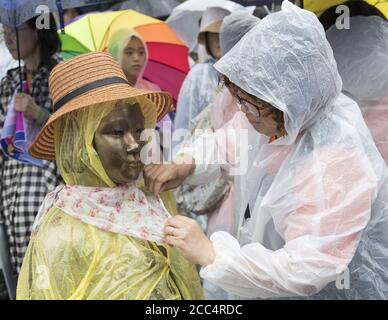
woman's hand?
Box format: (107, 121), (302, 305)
(14, 93), (41, 120)
(163, 215), (216, 267)
(143, 154), (196, 196)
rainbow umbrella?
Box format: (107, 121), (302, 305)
(60, 10), (190, 102)
(303, 0), (388, 18)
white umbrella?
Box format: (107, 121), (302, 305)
(166, 0), (243, 51)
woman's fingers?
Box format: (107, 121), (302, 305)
(163, 215), (215, 266)
(145, 164), (179, 195)
(164, 216), (189, 229)
(14, 95), (27, 112)
(144, 164), (162, 193)
(144, 161), (195, 195)
(143, 164), (159, 176)
(152, 171), (171, 195)
(143, 164), (160, 191)
(163, 235), (184, 249)
(144, 164), (167, 195)
(163, 216), (198, 241)
(164, 225), (178, 237)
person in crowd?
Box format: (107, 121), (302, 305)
(63, 8), (83, 25)
(321, 1), (388, 164)
(318, 0), (386, 31)
(173, 6), (231, 133)
(108, 28), (160, 90)
(0, 14), (62, 274)
(64, 3), (112, 25)
(107, 28), (172, 133)
(144, 2), (388, 299)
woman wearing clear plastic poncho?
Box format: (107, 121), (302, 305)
(144, 1), (388, 299)
(325, 14), (388, 165)
(173, 7), (231, 133)
(16, 52), (204, 300)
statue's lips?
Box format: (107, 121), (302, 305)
(127, 162), (140, 168)
(126, 158), (142, 168)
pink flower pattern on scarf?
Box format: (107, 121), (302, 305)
(33, 183), (171, 243)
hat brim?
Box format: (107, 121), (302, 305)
(198, 21), (222, 45)
(29, 83), (172, 160)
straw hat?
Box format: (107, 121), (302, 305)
(29, 51), (173, 160)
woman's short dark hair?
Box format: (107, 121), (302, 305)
(319, 0), (387, 31)
(26, 13), (61, 71)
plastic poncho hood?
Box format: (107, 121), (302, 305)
(220, 10), (260, 56)
(215, 0), (342, 145)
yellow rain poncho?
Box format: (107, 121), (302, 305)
(17, 99), (204, 300)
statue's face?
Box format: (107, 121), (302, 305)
(94, 103), (146, 185)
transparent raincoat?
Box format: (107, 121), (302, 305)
(180, 1), (388, 299)
(326, 16), (388, 165)
(16, 99), (204, 300)
(173, 59), (219, 132)
(173, 6), (232, 132)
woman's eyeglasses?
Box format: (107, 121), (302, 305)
(221, 75), (273, 118)
(236, 95), (261, 117)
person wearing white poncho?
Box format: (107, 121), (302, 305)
(173, 7), (231, 133)
(144, 1), (388, 299)
(326, 15), (388, 165)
